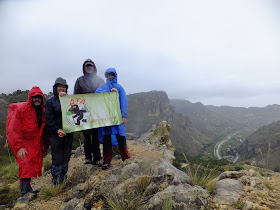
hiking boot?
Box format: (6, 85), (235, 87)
(93, 160), (102, 167)
(102, 163), (111, 170)
(84, 159), (93, 164)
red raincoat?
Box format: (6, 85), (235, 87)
(6, 86), (46, 179)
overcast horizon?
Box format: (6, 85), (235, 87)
(1, 0), (280, 108)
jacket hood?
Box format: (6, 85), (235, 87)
(53, 77), (68, 94)
(28, 86), (44, 104)
(105, 68), (118, 85)
(83, 59), (97, 75)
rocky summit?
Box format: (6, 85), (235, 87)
(7, 122), (280, 209)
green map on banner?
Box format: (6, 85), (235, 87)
(59, 92), (122, 133)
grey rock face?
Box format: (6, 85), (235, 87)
(13, 192), (37, 210)
(213, 178), (244, 205)
(74, 145), (84, 158)
(120, 157), (191, 185)
(146, 184), (209, 210)
(60, 198), (86, 210)
(64, 183), (89, 202)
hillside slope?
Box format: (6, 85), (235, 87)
(126, 91), (211, 155)
(238, 120), (280, 171)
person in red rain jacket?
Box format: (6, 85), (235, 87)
(6, 86), (46, 196)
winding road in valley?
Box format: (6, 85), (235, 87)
(214, 132), (239, 162)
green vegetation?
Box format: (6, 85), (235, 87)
(202, 132), (229, 157)
(0, 185), (20, 207)
(0, 160), (18, 183)
(234, 201), (244, 209)
(102, 183), (150, 210)
(177, 153), (220, 188)
(43, 154), (52, 173)
(173, 150), (231, 170)
(219, 132), (250, 157)
(162, 198), (173, 210)
(40, 181), (67, 200)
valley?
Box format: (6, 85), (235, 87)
(214, 132), (238, 162)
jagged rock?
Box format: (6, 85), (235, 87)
(112, 174), (173, 198)
(68, 163), (95, 186)
(13, 192), (37, 209)
(64, 183), (89, 202)
(145, 184), (209, 210)
(150, 121), (174, 149)
(126, 133), (139, 140)
(60, 198), (86, 210)
(239, 176), (265, 189)
(74, 145), (84, 158)
(217, 170), (249, 180)
(121, 157), (191, 185)
(136, 132), (154, 143)
(83, 187), (102, 210)
(213, 178), (244, 205)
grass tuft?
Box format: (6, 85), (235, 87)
(0, 160), (19, 183)
(162, 198), (173, 210)
(40, 180), (67, 200)
(43, 154), (52, 173)
(183, 153), (218, 188)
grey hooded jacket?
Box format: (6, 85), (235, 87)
(74, 59), (104, 94)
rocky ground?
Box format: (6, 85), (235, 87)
(4, 121), (280, 209)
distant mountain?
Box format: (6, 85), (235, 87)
(207, 104), (280, 130)
(237, 120), (280, 171)
(171, 99), (280, 134)
(126, 91), (211, 155)
(170, 99), (242, 139)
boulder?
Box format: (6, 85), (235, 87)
(213, 178), (244, 205)
(146, 184), (209, 209)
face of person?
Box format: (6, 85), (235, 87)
(85, 64), (94, 74)
(106, 73), (115, 80)
(57, 84), (67, 93)
(31, 95), (42, 106)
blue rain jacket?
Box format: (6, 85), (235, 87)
(95, 68), (128, 140)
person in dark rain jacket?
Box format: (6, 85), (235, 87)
(95, 68), (130, 170)
(6, 86), (47, 196)
(74, 59), (104, 165)
(45, 77), (73, 185)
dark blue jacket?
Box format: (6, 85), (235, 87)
(45, 94), (63, 134)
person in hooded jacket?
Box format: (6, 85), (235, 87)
(45, 77), (73, 185)
(6, 86), (47, 196)
(95, 68), (130, 170)
(74, 59), (104, 165)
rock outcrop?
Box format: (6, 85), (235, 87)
(9, 121), (280, 210)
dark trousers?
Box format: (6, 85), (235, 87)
(49, 133), (73, 184)
(82, 128), (101, 161)
(20, 178), (32, 196)
(103, 134), (130, 164)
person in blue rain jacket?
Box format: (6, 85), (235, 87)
(95, 68), (130, 170)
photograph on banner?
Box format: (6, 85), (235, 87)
(60, 92), (122, 133)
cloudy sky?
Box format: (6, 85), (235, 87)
(0, 0), (279, 107)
